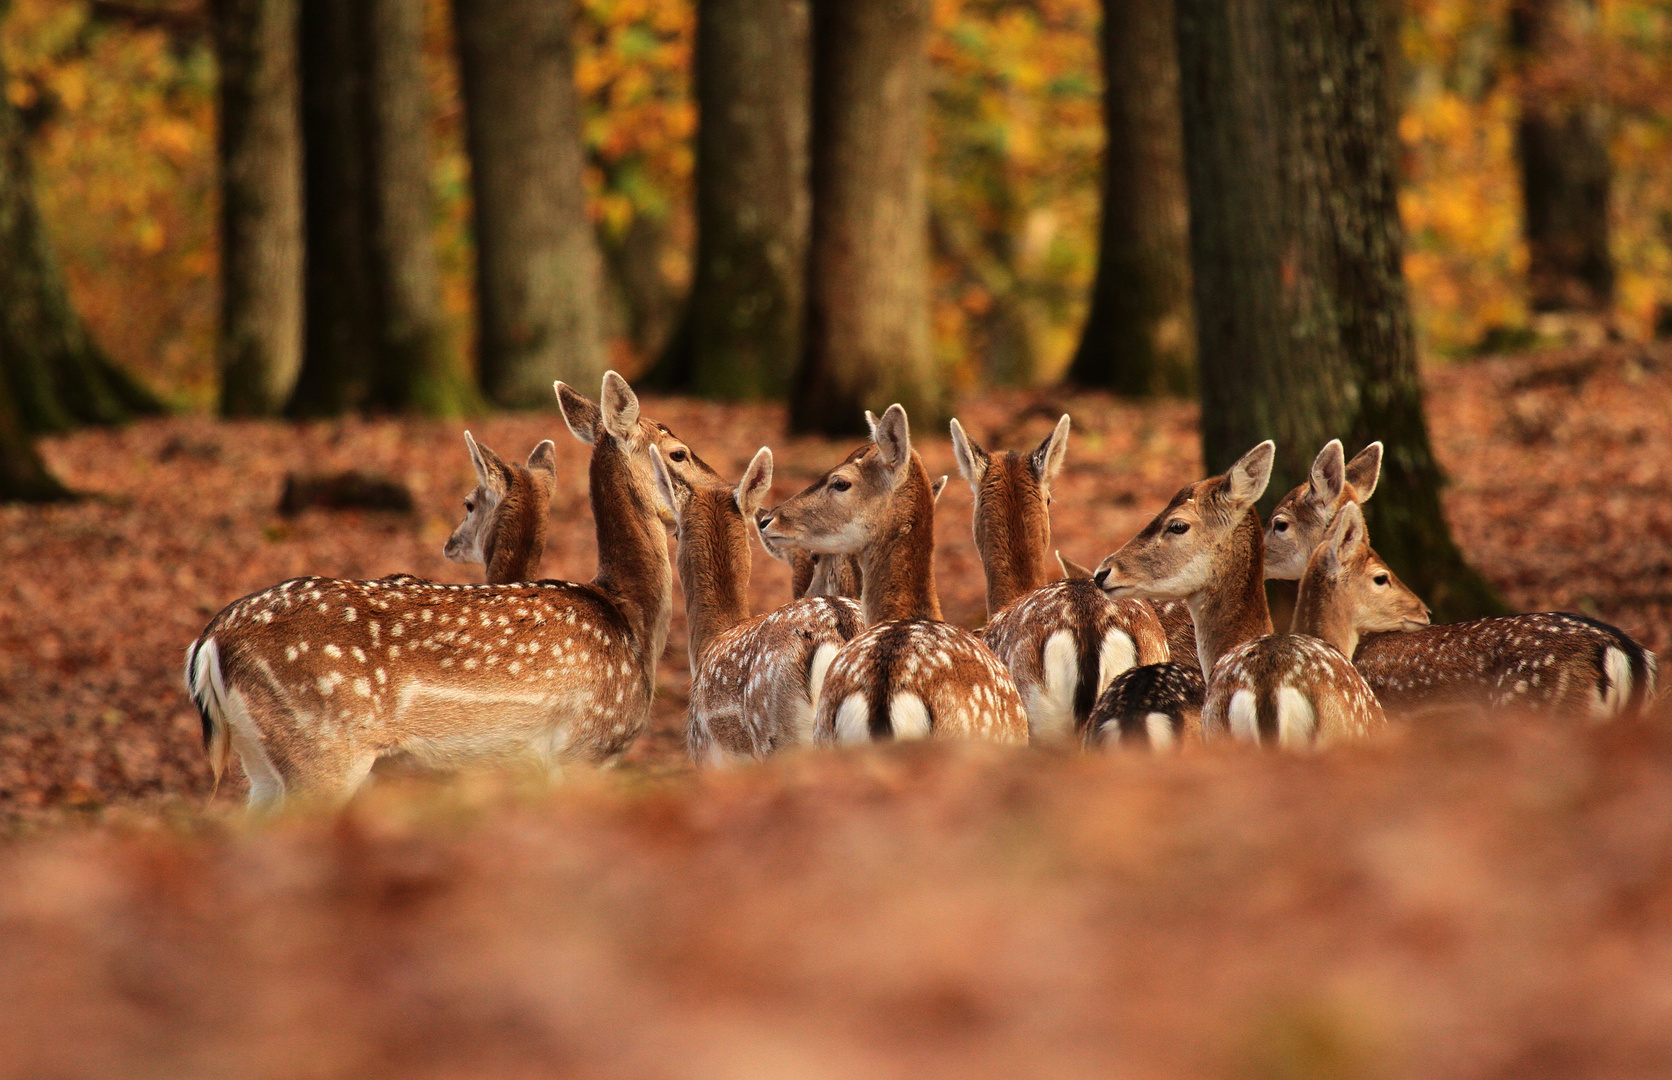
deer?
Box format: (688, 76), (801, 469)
(757, 405), (1030, 745)
(1267, 441), (1658, 719)
(185, 372), (686, 811)
(948, 415), (1168, 744)
(654, 447), (867, 765)
(1089, 442), (1428, 749)
(442, 433), (557, 584)
(760, 473), (946, 600)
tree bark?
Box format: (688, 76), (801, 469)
(1511, 0), (1613, 314)
(661, 0), (810, 400)
(1068, 0), (1196, 397)
(0, 0), (160, 436)
(0, 349), (69, 503)
(452, 0), (607, 408)
(791, 0), (936, 436)
(288, 0), (376, 416)
(1176, 0), (1502, 620)
(214, 0), (304, 416)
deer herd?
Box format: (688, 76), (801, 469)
(187, 372), (1660, 811)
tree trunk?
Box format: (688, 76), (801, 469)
(662, 0), (810, 400)
(452, 0), (606, 408)
(790, 0), (936, 436)
(288, 0), (376, 416)
(214, 0), (304, 417)
(1068, 0), (1196, 397)
(0, 350), (69, 503)
(362, 0), (470, 415)
(1176, 0), (1503, 620)
(0, 0), (160, 436)
(1511, 0), (1613, 314)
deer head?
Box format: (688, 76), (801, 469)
(1292, 501), (1430, 657)
(1264, 440), (1383, 579)
(444, 433), (557, 584)
(949, 413), (1070, 613)
(555, 378), (726, 523)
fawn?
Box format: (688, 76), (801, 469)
(758, 405), (1029, 744)
(1269, 441), (1657, 718)
(1089, 443), (1427, 748)
(186, 373), (684, 810)
(949, 414), (1167, 744)
(761, 473), (945, 600)
(443, 432), (556, 584)
(660, 446), (866, 764)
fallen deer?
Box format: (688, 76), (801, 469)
(759, 405), (1029, 744)
(950, 415), (1166, 744)
(186, 373), (687, 811)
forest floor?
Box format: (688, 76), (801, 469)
(1, 343), (1670, 1077)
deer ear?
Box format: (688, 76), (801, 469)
(1346, 441), (1383, 501)
(647, 445), (678, 520)
(1309, 440), (1346, 504)
(872, 403), (911, 477)
(864, 410), (881, 439)
(600, 371), (640, 441)
(1225, 440), (1275, 510)
(736, 447), (774, 517)
(525, 440), (558, 499)
(948, 418), (989, 489)
(465, 431), (509, 498)
(555, 382), (600, 445)
(1056, 550), (1095, 580)
(1323, 500), (1368, 571)
(931, 475), (949, 503)
(1032, 414), (1072, 494)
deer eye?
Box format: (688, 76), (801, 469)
(1273, 519), (1290, 533)
(829, 477), (851, 493)
(1373, 572), (1389, 586)
(464, 499), (475, 513)
(669, 448), (688, 462)
(1166, 520), (1189, 535)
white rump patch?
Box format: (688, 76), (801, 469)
(1145, 712), (1175, 751)
(1599, 646), (1632, 718)
(807, 642), (840, 714)
(890, 693), (932, 740)
(833, 693), (871, 744)
(1275, 685), (1316, 747)
(1227, 689), (1259, 743)
(1097, 629), (1137, 695)
(1033, 629), (1079, 744)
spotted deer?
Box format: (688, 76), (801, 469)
(656, 445), (865, 765)
(758, 405), (1029, 744)
(185, 372), (679, 810)
(1269, 441), (1658, 718)
(443, 433), (557, 584)
(761, 474), (945, 600)
(948, 415), (1167, 744)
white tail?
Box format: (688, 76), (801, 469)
(184, 373), (677, 811)
(443, 433), (556, 584)
(950, 415), (1169, 745)
(660, 445), (865, 765)
(759, 405), (1029, 744)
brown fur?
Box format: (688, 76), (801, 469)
(445, 436), (556, 584)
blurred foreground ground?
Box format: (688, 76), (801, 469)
(0, 345), (1670, 1076)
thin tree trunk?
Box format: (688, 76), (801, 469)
(1176, 0), (1502, 619)
(1068, 0), (1195, 397)
(362, 0), (469, 415)
(662, 0), (810, 400)
(791, 0), (936, 436)
(288, 0), (376, 416)
(453, 0), (606, 408)
(215, 0), (304, 417)
(1512, 0), (1613, 314)
(0, 0), (159, 435)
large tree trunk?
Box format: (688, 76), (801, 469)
(0, 0), (159, 436)
(0, 351), (69, 503)
(661, 0), (810, 400)
(790, 0), (936, 436)
(288, 0), (376, 416)
(1067, 0), (1195, 397)
(362, 0), (469, 415)
(452, 0), (606, 408)
(215, 0), (304, 417)
(1511, 0), (1613, 315)
(1176, 0), (1502, 619)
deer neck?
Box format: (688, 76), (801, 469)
(859, 457), (942, 625)
(975, 461), (1049, 614)
(1186, 509), (1274, 674)
(1291, 562), (1357, 657)
(679, 492), (752, 668)
(483, 468), (547, 584)
(589, 437), (673, 684)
